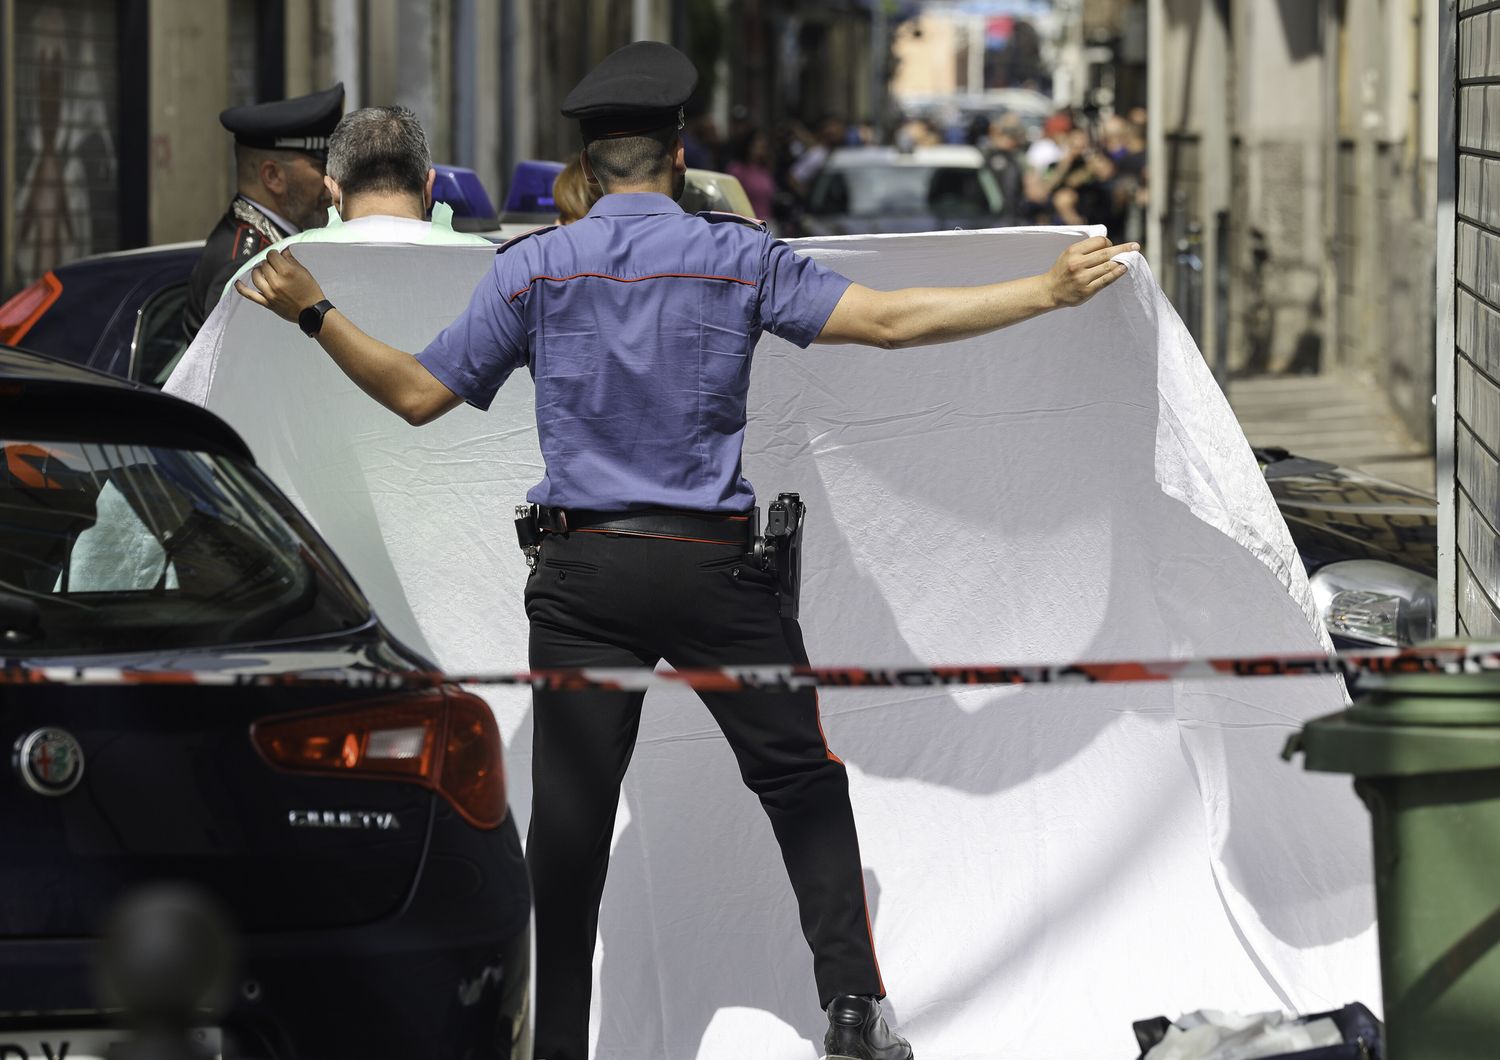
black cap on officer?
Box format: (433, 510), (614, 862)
(219, 83), (345, 159)
(561, 42), (697, 144)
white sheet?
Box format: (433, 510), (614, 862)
(166, 230), (1377, 1060)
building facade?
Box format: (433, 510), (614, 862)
(0, 0), (877, 298)
(1440, 0), (1500, 636)
(1152, 0), (1441, 449)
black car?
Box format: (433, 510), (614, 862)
(0, 347), (531, 1059)
(0, 243), (202, 387)
(0, 162), (504, 388)
(1257, 446), (1438, 648)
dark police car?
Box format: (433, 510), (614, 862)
(0, 241), (202, 387)
(0, 347), (531, 1059)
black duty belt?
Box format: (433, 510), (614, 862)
(515, 495), (807, 618)
(532, 506), (754, 545)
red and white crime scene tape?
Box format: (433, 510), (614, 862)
(4, 642), (1500, 692)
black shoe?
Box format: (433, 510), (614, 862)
(822, 994), (914, 1060)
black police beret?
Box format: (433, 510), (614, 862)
(561, 41), (697, 142)
(220, 83), (345, 157)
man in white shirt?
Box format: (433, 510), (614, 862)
(70, 106), (493, 593)
(1024, 111), (1074, 175)
(165, 105), (492, 406)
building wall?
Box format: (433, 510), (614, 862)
(1449, 0), (1500, 636)
(1156, 0), (1201, 327)
(1158, 0), (1204, 130)
(466, 0), (505, 203)
(148, 0), (230, 245)
(890, 15), (959, 98)
(0, 0), (868, 298)
(1329, 0), (1438, 445)
(1, 0), (289, 291)
(1156, 0), (1438, 446)
(1227, 0), (1325, 376)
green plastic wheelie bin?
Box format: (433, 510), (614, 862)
(1288, 665), (1500, 1060)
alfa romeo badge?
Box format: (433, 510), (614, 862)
(15, 728), (84, 796)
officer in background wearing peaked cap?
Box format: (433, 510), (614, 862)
(236, 38), (1136, 1060)
(183, 83), (344, 340)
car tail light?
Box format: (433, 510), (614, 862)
(0, 272), (63, 345)
(251, 689), (506, 829)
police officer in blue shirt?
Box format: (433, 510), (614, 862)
(239, 41), (1136, 1060)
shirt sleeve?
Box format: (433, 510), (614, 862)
(416, 250), (528, 411)
(758, 239), (853, 349)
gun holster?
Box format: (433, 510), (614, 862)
(751, 492), (806, 619)
(514, 504), (542, 568)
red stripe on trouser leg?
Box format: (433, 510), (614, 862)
(815, 690), (886, 997)
(814, 690), (844, 764)
(861, 873), (888, 997)
(526, 528), (887, 1048)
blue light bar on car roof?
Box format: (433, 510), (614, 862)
(502, 160), (566, 215)
(431, 164), (497, 219)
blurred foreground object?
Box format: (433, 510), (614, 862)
(101, 884), (235, 1060)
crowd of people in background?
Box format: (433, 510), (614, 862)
(998, 107), (1149, 240)
(644, 101), (1149, 244)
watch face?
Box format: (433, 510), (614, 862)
(299, 303), (323, 336)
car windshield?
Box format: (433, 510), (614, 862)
(0, 439), (369, 656)
(808, 164), (1002, 217)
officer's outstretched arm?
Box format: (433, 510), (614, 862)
(815, 235), (1137, 350)
(236, 249), (463, 426)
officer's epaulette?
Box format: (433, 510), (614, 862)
(496, 224), (558, 254)
(695, 210), (768, 232)
(232, 225), (272, 260)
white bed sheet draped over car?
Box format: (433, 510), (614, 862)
(165, 231), (1375, 1060)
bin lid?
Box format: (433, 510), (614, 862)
(1290, 709), (1500, 776)
(1288, 642), (1500, 776)
(1349, 640), (1500, 726)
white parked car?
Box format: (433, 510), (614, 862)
(797, 145), (1008, 237)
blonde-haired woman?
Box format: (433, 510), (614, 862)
(553, 156), (599, 224)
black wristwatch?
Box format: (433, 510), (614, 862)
(298, 299), (335, 337)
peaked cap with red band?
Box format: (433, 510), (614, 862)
(561, 41), (698, 143)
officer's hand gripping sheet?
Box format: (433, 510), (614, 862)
(166, 232), (1376, 1060)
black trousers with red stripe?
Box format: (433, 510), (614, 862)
(524, 526), (885, 1060)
